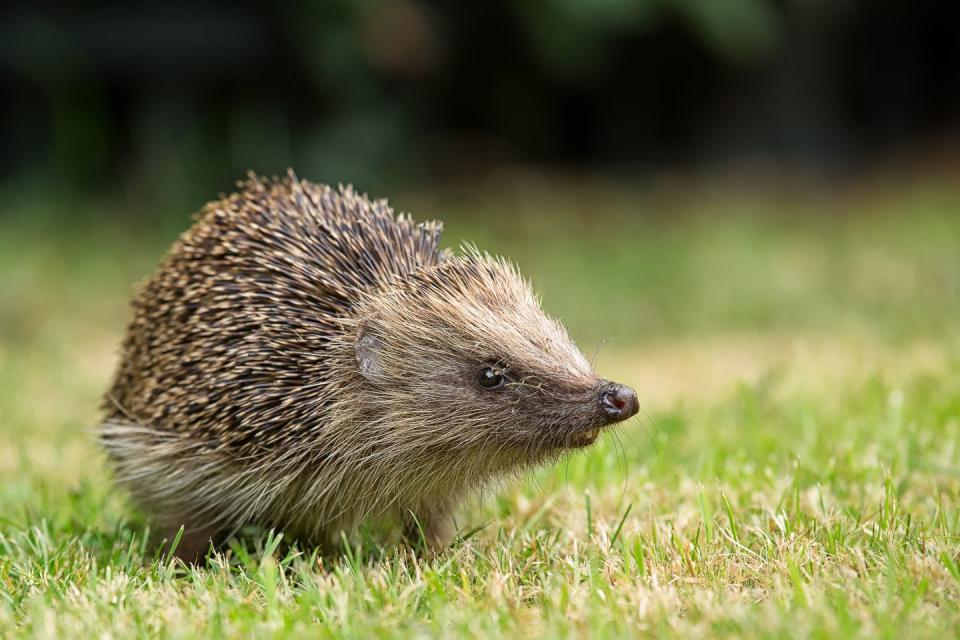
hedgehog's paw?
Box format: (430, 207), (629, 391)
(403, 502), (456, 553)
(163, 523), (222, 565)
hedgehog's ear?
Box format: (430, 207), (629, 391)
(355, 320), (387, 382)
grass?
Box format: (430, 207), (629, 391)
(1, 176), (959, 637)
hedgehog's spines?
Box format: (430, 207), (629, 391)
(101, 172), (600, 554)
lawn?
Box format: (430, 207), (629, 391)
(1, 176), (959, 637)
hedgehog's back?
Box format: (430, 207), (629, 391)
(103, 172), (445, 452)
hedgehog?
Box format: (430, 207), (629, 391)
(101, 171), (639, 560)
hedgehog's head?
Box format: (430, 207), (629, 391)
(348, 250), (638, 468)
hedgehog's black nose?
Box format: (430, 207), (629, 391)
(600, 383), (639, 422)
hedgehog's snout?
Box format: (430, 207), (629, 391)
(599, 383), (639, 423)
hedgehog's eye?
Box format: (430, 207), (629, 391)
(478, 366), (506, 390)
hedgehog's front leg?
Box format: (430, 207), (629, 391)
(164, 523), (222, 564)
(403, 500), (457, 552)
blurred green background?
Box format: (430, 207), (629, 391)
(3, 0), (959, 343)
(3, 1), (958, 204)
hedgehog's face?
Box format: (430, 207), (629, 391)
(352, 253), (638, 461)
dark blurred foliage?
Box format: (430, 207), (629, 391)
(1, 0), (958, 210)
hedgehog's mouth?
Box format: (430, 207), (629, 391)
(566, 428), (602, 448)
